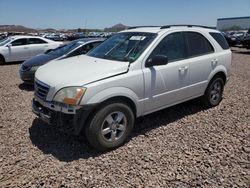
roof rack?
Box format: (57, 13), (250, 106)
(127, 25), (215, 30)
(160, 25), (215, 29)
(127, 26), (159, 30)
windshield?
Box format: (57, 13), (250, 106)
(47, 40), (83, 56)
(0, 38), (12, 46)
(87, 32), (157, 62)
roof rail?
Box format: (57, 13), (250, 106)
(127, 26), (160, 30)
(160, 25), (215, 29)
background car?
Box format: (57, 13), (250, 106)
(45, 34), (63, 41)
(0, 36), (63, 64)
(19, 38), (104, 83)
(221, 32), (237, 46)
(243, 28), (250, 49)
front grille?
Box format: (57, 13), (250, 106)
(34, 80), (50, 100)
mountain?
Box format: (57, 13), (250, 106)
(104, 23), (129, 32)
(0, 25), (37, 33)
(0, 24), (130, 33)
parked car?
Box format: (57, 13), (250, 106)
(0, 36), (63, 64)
(20, 38), (104, 83)
(45, 34), (63, 41)
(232, 31), (247, 45)
(243, 29), (250, 49)
(32, 25), (232, 151)
(221, 32), (237, 46)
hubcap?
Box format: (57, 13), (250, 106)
(210, 81), (222, 103)
(101, 111), (127, 142)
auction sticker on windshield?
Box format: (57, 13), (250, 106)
(130, 36), (146, 40)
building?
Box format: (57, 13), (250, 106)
(217, 16), (250, 31)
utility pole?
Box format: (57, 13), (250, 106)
(84, 18), (87, 35)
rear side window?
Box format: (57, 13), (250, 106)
(184, 32), (214, 57)
(150, 32), (186, 62)
(28, 38), (47, 44)
(210, 32), (229, 49)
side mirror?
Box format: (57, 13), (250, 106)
(145, 55), (168, 67)
(6, 44), (12, 48)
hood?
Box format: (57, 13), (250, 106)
(35, 55), (129, 88)
(22, 54), (60, 67)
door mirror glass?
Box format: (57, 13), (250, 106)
(145, 55), (168, 67)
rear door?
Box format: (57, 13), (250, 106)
(27, 38), (48, 57)
(183, 31), (215, 97)
(8, 38), (28, 61)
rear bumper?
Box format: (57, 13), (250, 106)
(32, 97), (97, 135)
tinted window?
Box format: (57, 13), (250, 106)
(92, 41), (102, 48)
(11, 38), (27, 46)
(0, 38), (11, 46)
(67, 47), (82, 57)
(48, 41), (81, 56)
(67, 44), (91, 57)
(150, 32), (186, 62)
(210, 32), (229, 49)
(184, 32), (214, 57)
(82, 43), (94, 54)
(28, 38), (47, 44)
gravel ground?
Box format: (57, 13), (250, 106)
(0, 47), (249, 187)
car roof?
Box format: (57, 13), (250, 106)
(9, 35), (44, 39)
(76, 38), (105, 43)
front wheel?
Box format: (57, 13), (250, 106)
(201, 76), (224, 108)
(0, 56), (5, 65)
(85, 103), (135, 151)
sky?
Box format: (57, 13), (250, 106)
(0, 0), (250, 29)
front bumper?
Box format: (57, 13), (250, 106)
(19, 70), (35, 83)
(32, 97), (97, 135)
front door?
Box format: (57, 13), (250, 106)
(142, 32), (190, 114)
(8, 38), (29, 61)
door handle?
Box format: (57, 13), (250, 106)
(178, 66), (188, 71)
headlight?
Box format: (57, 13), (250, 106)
(53, 87), (86, 105)
(30, 66), (40, 71)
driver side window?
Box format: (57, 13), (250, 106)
(150, 32), (186, 62)
(11, 38), (27, 46)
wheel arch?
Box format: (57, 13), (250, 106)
(96, 96), (137, 118)
(81, 87), (143, 117)
(207, 66), (227, 85)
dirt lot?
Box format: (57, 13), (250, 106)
(0, 47), (249, 187)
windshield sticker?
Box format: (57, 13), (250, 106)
(130, 36), (146, 41)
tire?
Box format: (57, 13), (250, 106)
(201, 76), (224, 108)
(85, 103), (135, 151)
(0, 55), (5, 65)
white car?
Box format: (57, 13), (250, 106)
(0, 36), (63, 64)
(33, 25), (232, 151)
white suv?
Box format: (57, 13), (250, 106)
(32, 25), (232, 151)
(0, 36), (63, 64)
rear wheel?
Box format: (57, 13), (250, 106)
(201, 76), (224, 108)
(85, 103), (135, 151)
